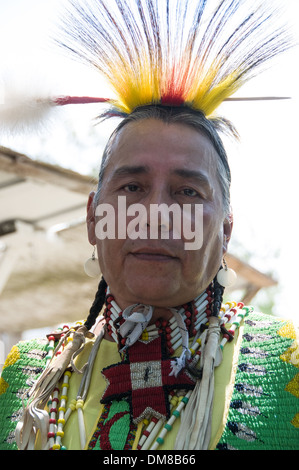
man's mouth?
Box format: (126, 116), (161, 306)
(130, 247), (178, 262)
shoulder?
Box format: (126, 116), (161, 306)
(242, 310), (298, 364)
(0, 321), (86, 450)
(0, 337), (49, 450)
(218, 308), (299, 450)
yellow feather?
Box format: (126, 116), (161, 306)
(106, 52), (162, 113)
(191, 70), (242, 117)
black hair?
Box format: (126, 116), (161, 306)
(211, 269), (225, 318)
(84, 277), (107, 330)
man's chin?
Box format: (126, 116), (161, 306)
(124, 278), (184, 307)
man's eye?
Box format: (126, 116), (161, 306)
(181, 188), (199, 197)
(124, 184), (140, 192)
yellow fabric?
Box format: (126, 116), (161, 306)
(209, 326), (243, 450)
(51, 327), (242, 451)
(63, 340), (121, 451)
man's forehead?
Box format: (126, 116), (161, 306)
(110, 118), (216, 153)
(106, 119), (218, 173)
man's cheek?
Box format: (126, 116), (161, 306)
(180, 204), (203, 251)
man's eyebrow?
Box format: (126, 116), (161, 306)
(111, 165), (150, 178)
(110, 165), (211, 187)
(172, 168), (211, 186)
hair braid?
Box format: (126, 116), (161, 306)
(84, 277), (107, 330)
(212, 269), (225, 318)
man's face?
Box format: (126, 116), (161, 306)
(88, 118), (232, 309)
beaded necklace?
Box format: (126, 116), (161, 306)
(43, 294), (249, 450)
(104, 288), (212, 354)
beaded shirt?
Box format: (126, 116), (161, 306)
(0, 309), (298, 450)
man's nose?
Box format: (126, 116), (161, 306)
(142, 189), (174, 235)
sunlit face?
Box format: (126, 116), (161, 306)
(87, 119), (232, 310)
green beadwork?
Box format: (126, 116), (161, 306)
(217, 312), (299, 450)
(0, 338), (48, 450)
(88, 400), (137, 450)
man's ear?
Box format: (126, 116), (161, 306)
(222, 212), (233, 255)
(86, 191), (97, 246)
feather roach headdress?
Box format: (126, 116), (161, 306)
(55, 0), (290, 119)
(0, 0), (291, 133)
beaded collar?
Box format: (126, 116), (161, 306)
(103, 287), (213, 355)
(43, 293), (249, 450)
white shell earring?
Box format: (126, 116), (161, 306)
(216, 258), (237, 288)
(84, 246), (101, 278)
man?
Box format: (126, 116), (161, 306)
(0, 0), (298, 451)
(1, 105), (298, 451)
